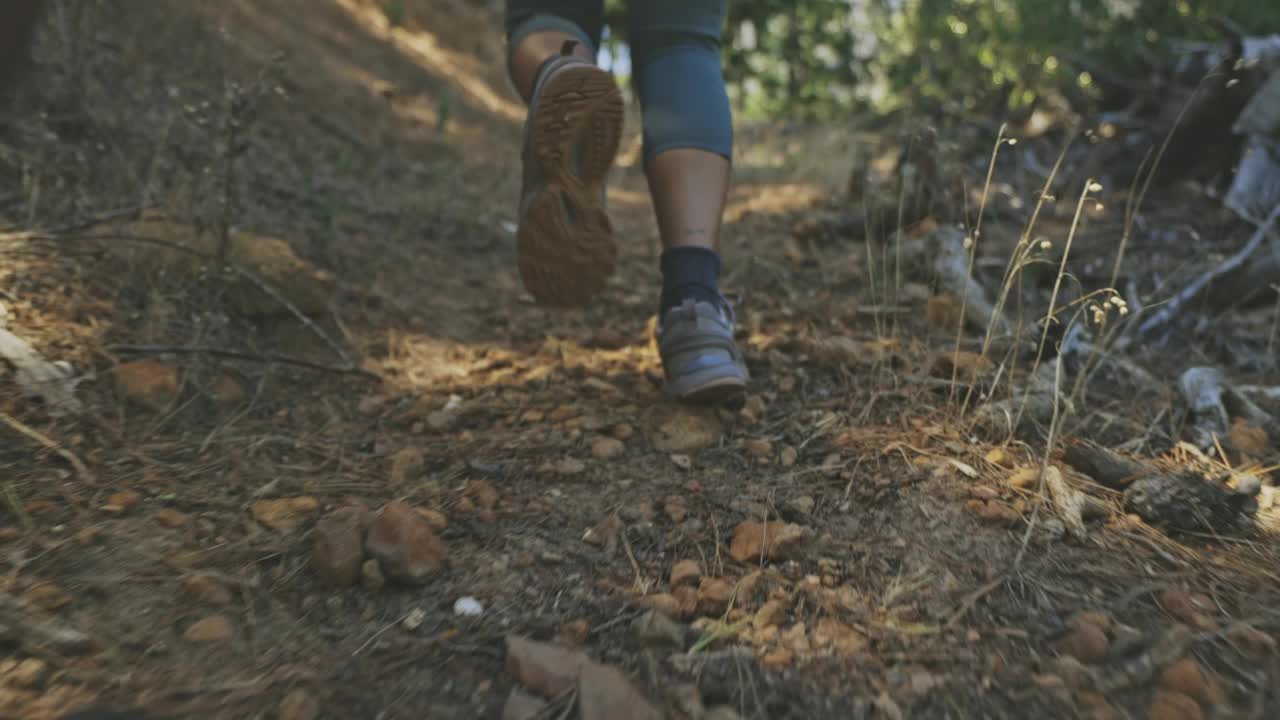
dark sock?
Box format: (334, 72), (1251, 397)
(659, 246), (722, 316)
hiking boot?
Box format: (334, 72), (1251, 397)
(657, 298), (749, 403)
(516, 43), (623, 308)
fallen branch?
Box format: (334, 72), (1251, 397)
(1135, 205), (1280, 339)
(0, 410), (94, 483)
(107, 345), (381, 381)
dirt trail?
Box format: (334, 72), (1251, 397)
(1, 2), (1278, 719)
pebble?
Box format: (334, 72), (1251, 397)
(634, 610), (685, 649)
(780, 446), (798, 467)
(648, 405), (722, 453)
(402, 607), (427, 631)
(670, 559), (701, 587)
(183, 614), (234, 642)
(556, 458), (586, 475)
(153, 508), (192, 529)
(753, 600), (786, 629)
(113, 359), (179, 411)
(1149, 690), (1203, 720)
(557, 618), (590, 646)
(251, 496), (320, 531)
(1159, 589), (1219, 631)
(389, 447), (426, 484)
(365, 501), (448, 584)
(182, 573), (233, 605)
(591, 437), (626, 460)
(697, 578), (734, 615)
(728, 521), (805, 563)
(312, 506), (367, 587)
(24, 582), (70, 611)
(739, 395), (767, 425)
(278, 689), (319, 720)
(760, 648), (794, 669)
(1054, 623), (1109, 665)
(742, 438), (773, 459)
(1159, 658), (1209, 703)
(612, 423), (635, 441)
(103, 491), (140, 514)
(454, 597), (484, 617)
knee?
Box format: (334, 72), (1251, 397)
(632, 32), (732, 162)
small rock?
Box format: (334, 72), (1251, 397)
(728, 521), (805, 563)
(312, 506), (366, 587)
(24, 582), (70, 611)
(985, 448), (1014, 467)
(753, 600), (786, 629)
(278, 688), (319, 720)
(577, 659), (663, 720)
(365, 501), (448, 584)
(640, 593), (682, 618)
(557, 618), (590, 647)
(361, 559), (385, 592)
(182, 573), (233, 605)
(1054, 624), (1109, 665)
(402, 607), (427, 631)
(557, 458), (586, 475)
(103, 490), (140, 514)
(966, 499), (1022, 527)
(465, 479), (501, 510)
(633, 610), (685, 650)
(1225, 621), (1276, 656)
(591, 437), (626, 460)
(454, 597), (484, 617)
(251, 496), (320, 531)
(1159, 589), (1218, 631)
(663, 497), (688, 523)
(673, 586), (700, 619)
(761, 648), (794, 669)
(416, 508), (449, 531)
(1008, 467), (1039, 489)
(389, 447), (426, 484)
(1149, 690), (1203, 720)
(612, 423), (635, 441)
(648, 405), (722, 453)
(502, 688), (547, 720)
(969, 486), (1001, 501)
(426, 410), (455, 431)
(1229, 418), (1269, 456)
(813, 617), (866, 653)
(7, 658), (47, 688)
(357, 395), (384, 416)
(505, 634), (587, 697)
(780, 446), (798, 467)
(669, 453), (692, 470)
(742, 438), (773, 459)
(113, 359), (179, 411)
(210, 372), (246, 410)
(670, 560), (701, 587)
(1053, 656), (1093, 691)
(1160, 658), (1209, 703)
(1078, 692), (1123, 720)
(1069, 611), (1113, 633)
(740, 395), (767, 425)
(697, 578), (734, 615)
(153, 508), (191, 529)
(788, 495), (815, 515)
(183, 614), (234, 642)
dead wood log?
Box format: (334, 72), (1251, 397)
(1123, 470), (1257, 533)
(1062, 440), (1151, 490)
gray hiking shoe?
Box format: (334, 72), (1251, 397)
(657, 298), (749, 403)
(516, 42), (623, 308)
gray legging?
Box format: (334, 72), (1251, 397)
(505, 0), (732, 163)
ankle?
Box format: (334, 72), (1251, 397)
(659, 246), (722, 317)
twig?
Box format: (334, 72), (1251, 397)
(107, 345), (380, 380)
(0, 410), (94, 483)
(1136, 205), (1280, 338)
(228, 265), (353, 366)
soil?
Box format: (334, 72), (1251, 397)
(1, 2), (1278, 719)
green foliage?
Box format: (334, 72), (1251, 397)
(599, 0), (1280, 119)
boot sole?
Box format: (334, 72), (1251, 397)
(518, 64), (623, 308)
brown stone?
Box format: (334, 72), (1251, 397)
(813, 617), (866, 653)
(182, 573), (233, 605)
(183, 614), (234, 642)
(103, 490), (140, 514)
(753, 600), (786, 629)
(641, 593), (682, 618)
(278, 689), (319, 720)
(505, 634), (587, 697)
(742, 438), (773, 459)
(389, 447), (426, 485)
(670, 560), (701, 588)
(251, 496), (320, 531)
(153, 508), (191, 528)
(416, 508), (449, 531)
(1149, 690), (1204, 720)
(113, 360), (178, 411)
(24, 582), (70, 611)
(577, 659), (662, 720)
(760, 648), (794, 669)
(648, 404), (722, 453)
(312, 506), (366, 587)
(1054, 624), (1109, 665)
(210, 372), (246, 410)
(1159, 589), (1219, 632)
(557, 619), (590, 647)
(465, 479), (500, 510)
(1159, 658), (1209, 703)
(365, 501), (447, 584)
(697, 578), (734, 615)
(727, 521), (805, 563)
(591, 436), (626, 460)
